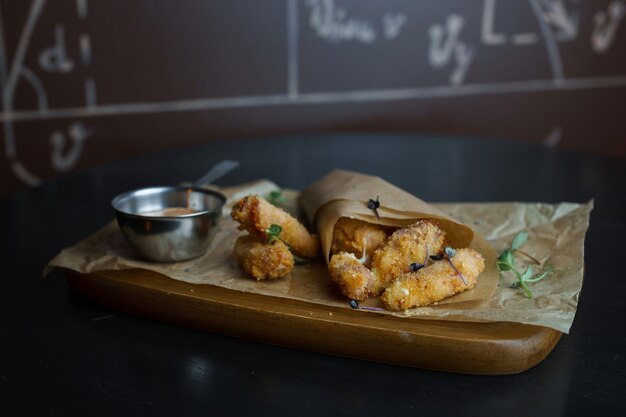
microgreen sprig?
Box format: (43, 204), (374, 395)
(265, 224), (282, 243)
(265, 224), (311, 264)
(444, 246), (467, 285)
(267, 189), (286, 207)
(496, 231), (552, 298)
(367, 196), (381, 219)
(349, 299), (384, 312)
(409, 245), (429, 272)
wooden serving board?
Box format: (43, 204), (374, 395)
(65, 268), (562, 375)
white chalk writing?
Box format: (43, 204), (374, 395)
(382, 13), (407, 40)
(1, 0), (626, 189)
(539, 0), (579, 42)
(50, 121), (92, 172)
(428, 15), (475, 85)
(307, 0), (376, 44)
(38, 24), (74, 73)
(482, 0), (539, 46)
(592, 1), (625, 53)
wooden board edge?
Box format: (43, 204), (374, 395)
(64, 269), (562, 375)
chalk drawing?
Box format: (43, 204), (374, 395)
(382, 13), (407, 40)
(76, 0), (88, 20)
(287, 0), (299, 98)
(539, 0), (579, 42)
(5, 75), (626, 126)
(1, 0), (93, 186)
(38, 24), (74, 73)
(306, 0), (407, 44)
(529, 0), (565, 81)
(0, 3), (7, 90)
(307, 0), (376, 44)
(482, 0), (507, 45)
(428, 14), (474, 85)
(543, 125), (563, 147)
(2, 0), (47, 186)
(592, 1), (625, 53)
(17, 67), (48, 111)
(50, 121), (92, 172)
(512, 32), (540, 45)
(79, 33), (92, 66)
(482, 0), (539, 46)
(1, 0), (626, 188)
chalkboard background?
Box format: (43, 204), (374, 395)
(1, 0), (625, 193)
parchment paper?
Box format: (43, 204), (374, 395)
(300, 170), (499, 305)
(46, 177), (593, 333)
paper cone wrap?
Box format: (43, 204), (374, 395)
(300, 170), (499, 304)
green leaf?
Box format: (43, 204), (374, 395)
(520, 265), (534, 282)
(496, 261), (510, 273)
(526, 267), (553, 283)
(266, 224), (282, 243)
(267, 190), (286, 206)
(496, 232), (552, 299)
(510, 231), (529, 251)
(496, 250), (515, 271)
(293, 254), (312, 265)
(264, 223), (313, 264)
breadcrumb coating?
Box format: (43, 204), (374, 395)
(231, 195), (320, 259)
(328, 252), (376, 300)
(369, 220), (446, 296)
(233, 234), (294, 280)
(381, 248), (485, 310)
(331, 217), (387, 268)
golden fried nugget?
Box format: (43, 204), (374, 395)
(233, 234), (294, 280)
(369, 220), (446, 296)
(231, 195), (319, 259)
(328, 252), (376, 300)
(381, 248), (485, 310)
(331, 217), (387, 268)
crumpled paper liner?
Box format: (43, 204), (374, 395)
(300, 169), (499, 305)
(46, 178), (593, 334)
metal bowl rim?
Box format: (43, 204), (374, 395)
(111, 186), (226, 219)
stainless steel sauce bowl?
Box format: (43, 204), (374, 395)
(112, 186), (226, 262)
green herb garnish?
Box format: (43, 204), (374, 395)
(267, 189), (286, 206)
(265, 223), (311, 264)
(496, 231), (552, 298)
(265, 224), (282, 243)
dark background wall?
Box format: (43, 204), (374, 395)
(1, 0), (625, 193)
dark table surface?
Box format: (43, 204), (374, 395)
(2, 133), (625, 416)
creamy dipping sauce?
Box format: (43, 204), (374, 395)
(141, 207), (198, 217)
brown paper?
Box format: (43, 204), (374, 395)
(301, 170), (475, 250)
(46, 177), (593, 334)
(300, 170), (499, 305)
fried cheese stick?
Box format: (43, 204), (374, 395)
(233, 234), (294, 280)
(328, 220), (447, 300)
(328, 252), (376, 300)
(331, 217), (387, 267)
(381, 248), (485, 310)
(369, 220), (446, 296)
(231, 195), (319, 259)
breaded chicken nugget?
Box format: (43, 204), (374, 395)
(231, 195), (319, 259)
(381, 248), (485, 310)
(369, 220), (446, 296)
(233, 234), (294, 280)
(331, 217), (387, 268)
(328, 252), (376, 300)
